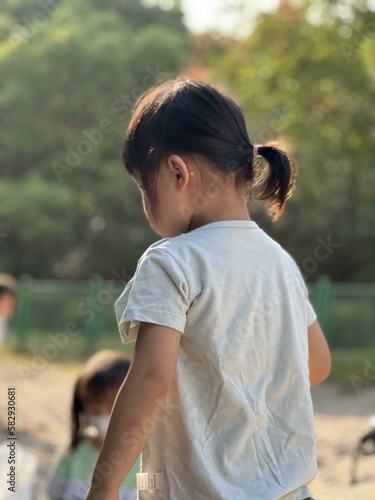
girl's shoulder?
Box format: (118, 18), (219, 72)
(54, 438), (96, 462)
(139, 237), (184, 268)
(142, 229), (205, 261)
(52, 440), (72, 461)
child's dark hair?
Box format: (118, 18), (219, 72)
(0, 274), (17, 298)
(0, 286), (16, 298)
(70, 350), (131, 450)
(123, 78), (296, 220)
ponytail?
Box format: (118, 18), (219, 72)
(251, 143), (297, 220)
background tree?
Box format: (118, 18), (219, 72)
(206, 0), (375, 281)
(0, 0), (189, 278)
(1, 0), (374, 282)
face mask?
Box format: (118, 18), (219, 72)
(86, 414), (110, 439)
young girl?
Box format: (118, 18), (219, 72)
(48, 350), (139, 500)
(85, 79), (331, 500)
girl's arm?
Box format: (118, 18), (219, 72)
(308, 320), (331, 385)
(85, 322), (181, 500)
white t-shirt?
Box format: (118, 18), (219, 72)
(115, 220), (317, 500)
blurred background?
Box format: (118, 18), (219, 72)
(0, 0), (374, 498)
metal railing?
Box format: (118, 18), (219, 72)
(7, 275), (375, 358)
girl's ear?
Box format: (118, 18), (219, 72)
(167, 154), (193, 191)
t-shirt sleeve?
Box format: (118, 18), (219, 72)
(306, 295), (317, 327)
(115, 247), (190, 343)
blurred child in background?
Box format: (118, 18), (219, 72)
(0, 273), (17, 348)
(48, 350), (139, 500)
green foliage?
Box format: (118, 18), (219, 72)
(0, 0), (190, 278)
(0, 178), (76, 275)
(1, 0), (373, 283)
(207, 1), (375, 281)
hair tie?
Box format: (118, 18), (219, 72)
(253, 144), (262, 157)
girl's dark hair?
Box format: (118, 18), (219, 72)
(123, 78), (296, 220)
(70, 350), (131, 450)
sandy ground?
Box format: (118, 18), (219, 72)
(1, 353), (375, 499)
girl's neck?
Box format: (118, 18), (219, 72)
(187, 175), (251, 232)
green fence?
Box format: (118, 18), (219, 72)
(310, 277), (375, 349)
(7, 275), (128, 360)
(6, 275), (375, 360)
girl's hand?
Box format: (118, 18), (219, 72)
(84, 487), (119, 500)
